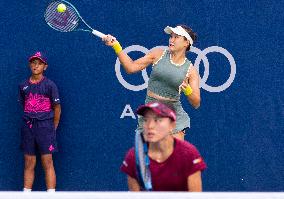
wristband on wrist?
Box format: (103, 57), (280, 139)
(112, 42), (122, 55)
(183, 85), (193, 96)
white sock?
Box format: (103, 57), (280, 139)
(23, 188), (32, 192)
(47, 189), (56, 192)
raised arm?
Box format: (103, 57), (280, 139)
(180, 67), (201, 108)
(103, 35), (163, 74)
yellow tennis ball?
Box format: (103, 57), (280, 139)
(57, 3), (66, 13)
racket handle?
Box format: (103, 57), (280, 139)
(92, 29), (106, 38)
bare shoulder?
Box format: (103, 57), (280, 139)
(189, 65), (199, 77)
(149, 48), (165, 57)
(189, 64), (197, 72)
(149, 48), (166, 65)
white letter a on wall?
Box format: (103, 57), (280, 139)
(120, 104), (136, 119)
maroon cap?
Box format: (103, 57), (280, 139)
(28, 51), (47, 64)
(136, 102), (176, 121)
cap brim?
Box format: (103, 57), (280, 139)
(164, 25), (193, 45)
(136, 105), (176, 121)
(29, 56), (47, 64)
(164, 26), (174, 34)
(136, 106), (164, 118)
(136, 105), (151, 116)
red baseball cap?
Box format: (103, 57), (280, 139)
(28, 51), (47, 64)
(136, 102), (176, 121)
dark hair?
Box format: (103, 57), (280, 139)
(179, 24), (197, 51)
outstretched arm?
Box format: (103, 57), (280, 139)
(102, 35), (163, 74)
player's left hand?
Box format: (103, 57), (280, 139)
(180, 81), (190, 91)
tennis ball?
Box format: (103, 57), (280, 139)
(57, 3), (66, 13)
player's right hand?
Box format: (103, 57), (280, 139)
(102, 34), (118, 46)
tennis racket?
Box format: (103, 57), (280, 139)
(134, 129), (152, 191)
(44, 0), (105, 38)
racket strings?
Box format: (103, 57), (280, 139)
(45, 1), (79, 32)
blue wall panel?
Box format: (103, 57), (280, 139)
(0, 0), (283, 191)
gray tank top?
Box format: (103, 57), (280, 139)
(147, 50), (192, 100)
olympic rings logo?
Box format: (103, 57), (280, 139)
(115, 45), (236, 93)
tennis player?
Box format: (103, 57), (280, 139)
(120, 101), (206, 191)
(104, 25), (200, 140)
(18, 52), (61, 192)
